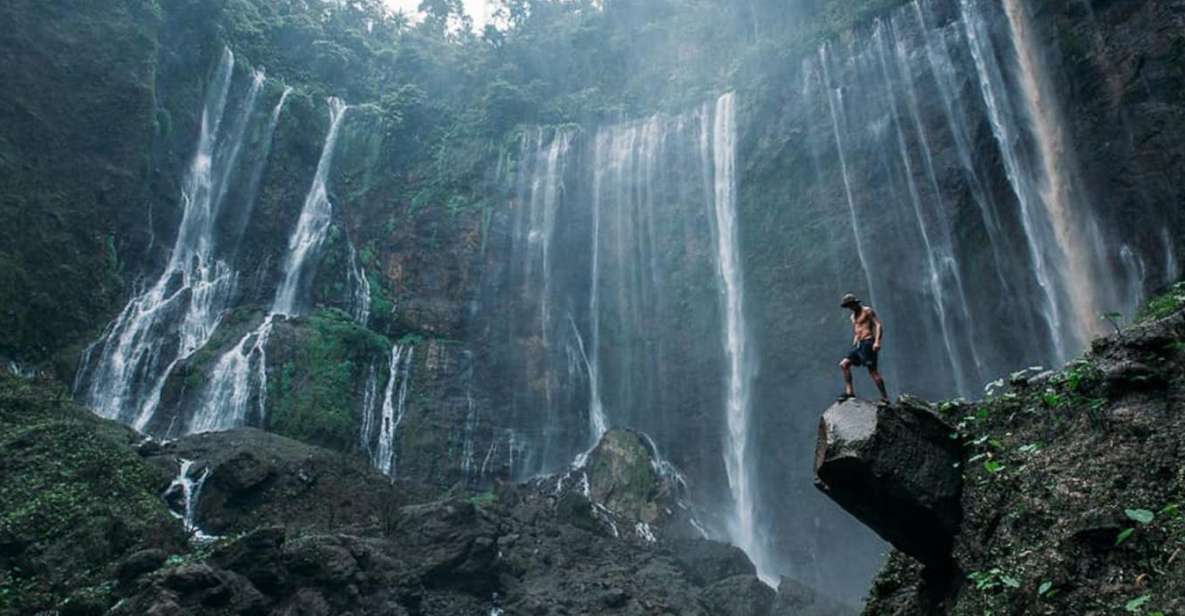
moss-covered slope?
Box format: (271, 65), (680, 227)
(864, 286), (1185, 615)
(0, 375), (184, 614)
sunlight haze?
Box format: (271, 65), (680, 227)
(385, 0), (494, 27)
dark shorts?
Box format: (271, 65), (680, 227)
(845, 339), (879, 370)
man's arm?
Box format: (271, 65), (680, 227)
(872, 309), (884, 351)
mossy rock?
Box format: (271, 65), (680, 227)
(585, 429), (668, 525)
(0, 375), (185, 614)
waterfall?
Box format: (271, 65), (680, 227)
(358, 359), (380, 458)
(460, 386), (480, 486)
(346, 242), (372, 326)
(78, 48), (265, 429)
(505, 97), (766, 570)
(1001, 0), (1111, 335)
(960, 0), (1072, 363)
(510, 127), (575, 470)
(368, 344), (414, 477)
(1165, 229), (1180, 283)
(873, 22), (982, 393)
(908, 0), (1016, 302)
(233, 85), (294, 245)
(274, 98), (351, 316)
(1119, 246), (1147, 320)
(818, 46), (877, 308)
(191, 315), (275, 433)
(188, 99), (350, 434)
(166, 459), (217, 542)
(707, 92), (766, 578)
(585, 130), (608, 446)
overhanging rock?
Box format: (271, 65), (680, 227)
(814, 397), (963, 568)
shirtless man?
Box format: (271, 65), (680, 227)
(837, 293), (889, 405)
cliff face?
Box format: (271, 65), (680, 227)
(2, 0), (1185, 606)
(821, 292), (1185, 615)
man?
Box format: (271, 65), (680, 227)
(837, 293), (889, 406)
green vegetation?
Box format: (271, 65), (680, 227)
(871, 292), (1185, 615)
(0, 374), (184, 613)
(0, 0), (161, 366)
(267, 309), (391, 451)
(1139, 282), (1185, 323)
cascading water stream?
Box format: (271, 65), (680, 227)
(367, 344), (414, 477)
(166, 459), (217, 542)
(1119, 246), (1147, 320)
(871, 21), (982, 394)
(233, 85), (294, 246)
(1000, 0), (1111, 334)
(274, 98), (351, 316)
(346, 242), (372, 326)
(707, 92), (767, 579)
(908, 0), (1016, 300)
(819, 46), (877, 308)
(189, 99), (350, 434)
(1164, 229), (1180, 283)
(960, 0), (1070, 363)
(78, 49), (266, 429)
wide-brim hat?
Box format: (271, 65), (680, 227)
(840, 293), (860, 308)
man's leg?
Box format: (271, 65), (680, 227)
(840, 359), (854, 397)
(869, 368), (889, 402)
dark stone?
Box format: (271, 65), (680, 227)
(211, 527), (288, 593)
(666, 538), (756, 586)
(115, 548), (168, 584)
(1101, 360), (1165, 393)
(554, 491), (601, 533)
(161, 564), (222, 593)
(216, 450), (275, 493)
(278, 588), (332, 616)
(60, 593), (108, 616)
(601, 587), (629, 608)
(771, 577), (857, 616)
(814, 398), (963, 568)
(133, 438), (162, 457)
(702, 575), (777, 616)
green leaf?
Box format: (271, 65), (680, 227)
(1115, 528), (1135, 546)
(1126, 509), (1155, 525)
(1000, 575), (1020, 589)
(983, 460), (1005, 474)
(1038, 581), (1053, 596)
(1125, 594), (1152, 613)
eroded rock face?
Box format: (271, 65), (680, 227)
(814, 398), (963, 568)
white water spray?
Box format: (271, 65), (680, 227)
(167, 459), (217, 542)
(707, 92), (766, 579)
(189, 99), (350, 434)
(960, 0), (1070, 363)
(79, 49), (264, 429)
(370, 344), (414, 477)
(819, 46), (877, 307)
(1001, 0), (1108, 338)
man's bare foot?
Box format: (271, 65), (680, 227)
(877, 398), (891, 407)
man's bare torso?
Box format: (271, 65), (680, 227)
(851, 306), (878, 342)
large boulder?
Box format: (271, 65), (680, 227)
(701, 575), (777, 616)
(585, 429), (672, 525)
(146, 428), (405, 536)
(666, 538), (756, 587)
(813, 398), (963, 568)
